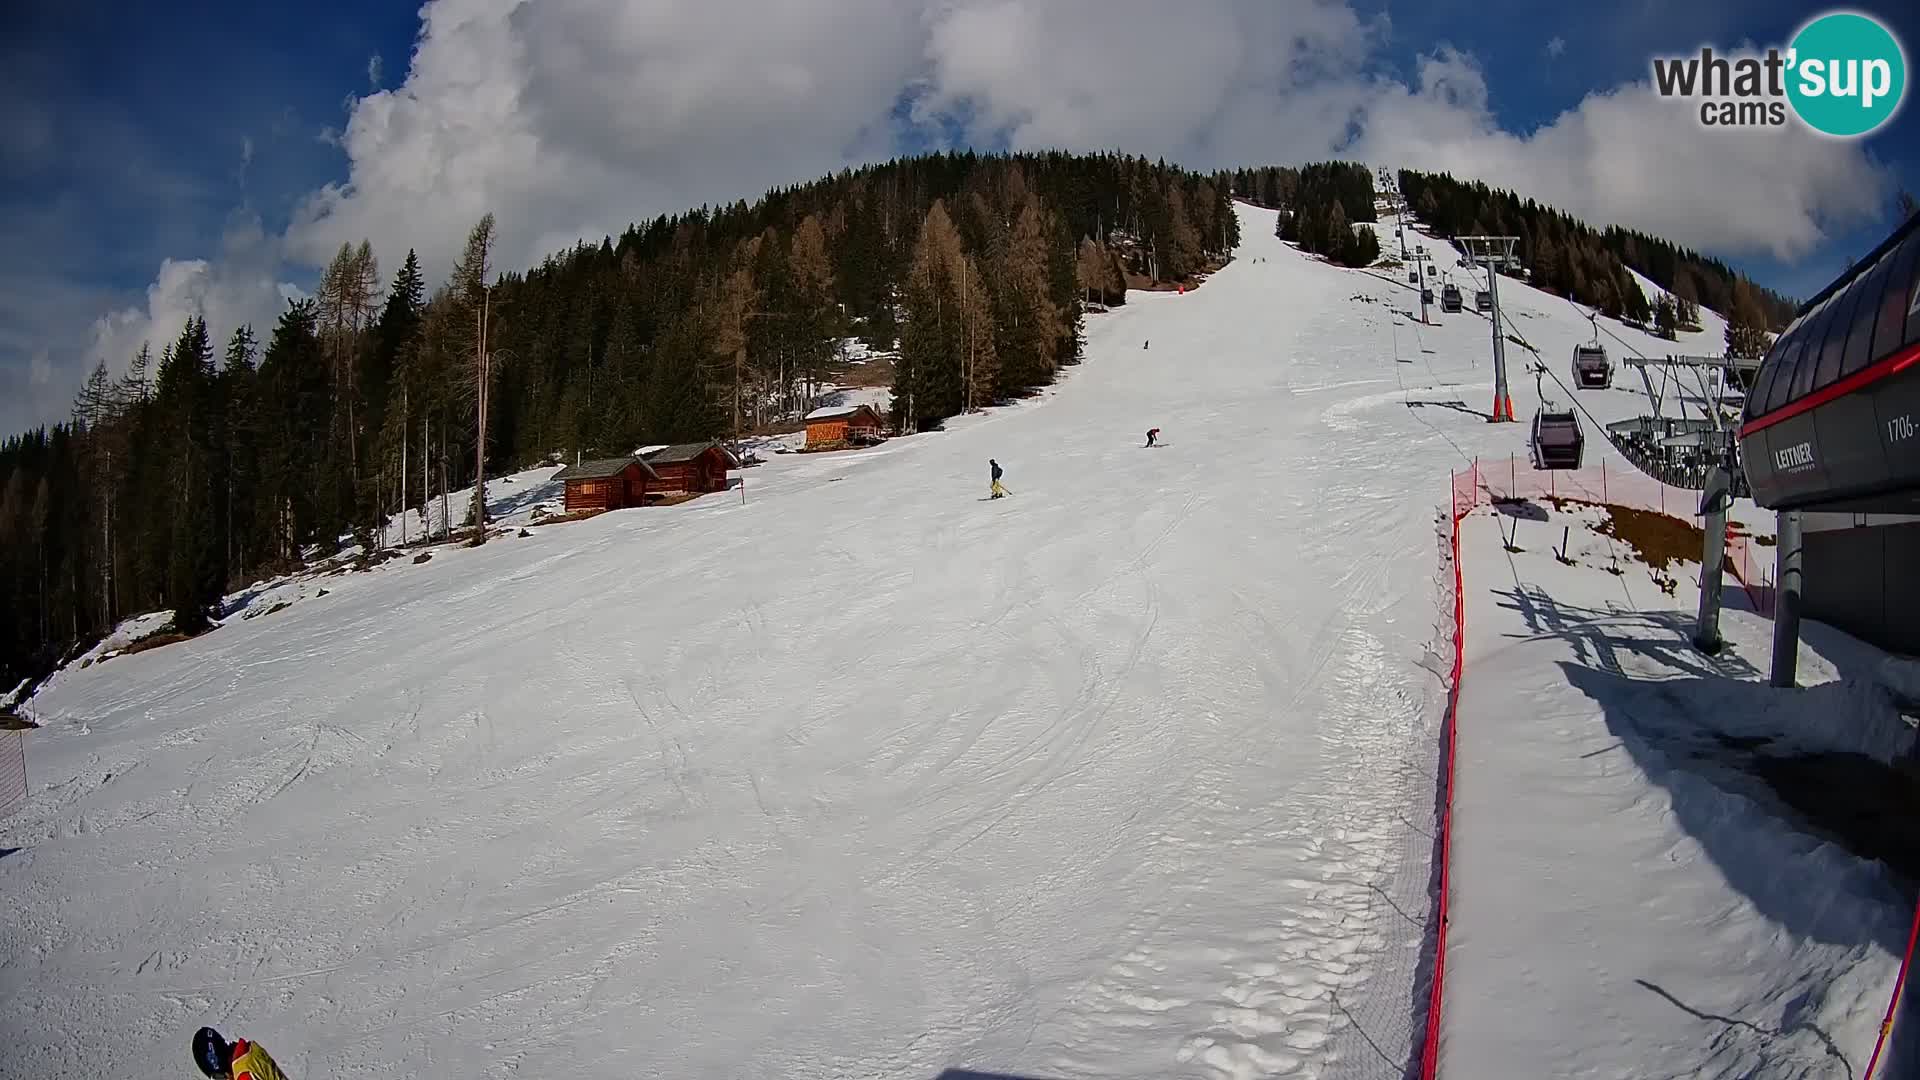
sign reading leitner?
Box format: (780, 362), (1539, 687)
(1652, 11), (1907, 137)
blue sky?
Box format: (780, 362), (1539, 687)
(1, 0), (1914, 435)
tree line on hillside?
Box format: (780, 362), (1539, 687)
(1230, 163), (1381, 267)
(1395, 169), (1795, 350)
(0, 151), (1236, 693)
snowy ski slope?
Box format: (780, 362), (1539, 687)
(1445, 503), (1911, 1078)
(0, 201), (1824, 1079)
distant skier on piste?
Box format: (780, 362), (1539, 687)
(989, 459), (1008, 499)
(1145, 428), (1160, 448)
(194, 1027), (290, 1080)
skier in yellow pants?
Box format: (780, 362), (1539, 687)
(989, 458), (1008, 499)
(194, 1027), (290, 1080)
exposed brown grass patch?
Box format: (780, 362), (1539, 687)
(1592, 503), (1705, 573)
(123, 630), (195, 657)
(528, 508), (607, 527)
(835, 356), (895, 389)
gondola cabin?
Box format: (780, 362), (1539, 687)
(1532, 408), (1585, 470)
(1572, 343), (1613, 389)
(1475, 290), (1492, 314)
(1421, 287), (1435, 305)
(1408, 269), (1419, 283)
(1737, 211), (1920, 653)
(1440, 284), (1462, 313)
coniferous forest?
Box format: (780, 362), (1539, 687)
(1231, 163), (1382, 267)
(1394, 169), (1798, 338)
(0, 151), (1238, 692)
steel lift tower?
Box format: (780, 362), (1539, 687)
(1456, 235), (1521, 422)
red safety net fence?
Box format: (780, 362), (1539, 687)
(1423, 458), (1778, 1079)
(1417, 470), (1472, 1080)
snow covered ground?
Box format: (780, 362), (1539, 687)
(2, 201), (1898, 1079)
(1444, 501), (1913, 1078)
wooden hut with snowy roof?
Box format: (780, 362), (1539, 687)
(640, 441), (739, 494)
(804, 403), (885, 449)
(552, 456), (660, 512)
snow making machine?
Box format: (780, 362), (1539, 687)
(1572, 342), (1613, 389)
(1440, 283), (1463, 313)
(1532, 406), (1586, 470)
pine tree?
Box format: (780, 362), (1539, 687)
(1725, 278), (1771, 359)
(897, 200), (978, 431)
(220, 326), (260, 584)
(153, 317), (223, 634)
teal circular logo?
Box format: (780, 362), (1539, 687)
(1787, 12), (1907, 137)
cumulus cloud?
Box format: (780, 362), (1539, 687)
(21, 0), (1892, 433)
(85, 212), (302, 383)
(1346, 49), (1891, 260)
(368, 53), (384, 90)
(1546, 36), (1566, 59)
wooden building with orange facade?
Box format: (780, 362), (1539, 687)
(553, 457), (660, 512)
(804, 403), (885, 449)
(641, 442), (739, 494)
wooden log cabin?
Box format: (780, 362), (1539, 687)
(552, 456), (659, 511)
(641, 442), (739, 494)
(803, 403), (885, 449)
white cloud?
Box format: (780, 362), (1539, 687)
(85, 212), (301, 382)
(1546, 36), (1566, 59)
(20, 0), (1895, 433)
(368, 53), (384, 90)
(1346, 49), (1891, 261)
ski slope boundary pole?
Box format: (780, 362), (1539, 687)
(1421, 465), (1471, 1079)
(1864, 894), (1920, 1079)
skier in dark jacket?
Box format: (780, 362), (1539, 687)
(194, 1027), (289, 1080)
(1145, 428), (1160, 448)
(989, 459), (1007, 499)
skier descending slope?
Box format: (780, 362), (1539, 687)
(193, 1027), (289, 1080)
(989, 458), (1008, 499)
(1145, 427), (1161, 448)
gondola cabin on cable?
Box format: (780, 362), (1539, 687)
(1440, 283), (1463, 313)
(803, 403), (885, 449)
(1532, 406), (1585, 470)
(1572, 343), (1613, 389)
(1408, 269), (1419, 283)
(553, 456), (660, 512)
(640, 441), (739, 495)
(1738, 211), (1920, 653)
(1421, 287), (1435, 306)
(1475, 289), (1492, 314)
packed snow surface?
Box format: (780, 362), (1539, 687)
(2, 202), (1891, 1078)
(1444, 503), (1911, 1078)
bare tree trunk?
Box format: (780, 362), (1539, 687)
(400, 387), (409, 546)
(439, 420), (449, 544)
(472, 287), (490, 545)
